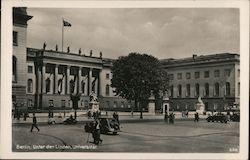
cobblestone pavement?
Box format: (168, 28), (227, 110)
(12, 120), (239, 153)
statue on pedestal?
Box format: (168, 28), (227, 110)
(195, 96), (205, 115)
(89, 92), (100, 119)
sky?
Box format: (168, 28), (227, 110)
(26, 8), (239, 60)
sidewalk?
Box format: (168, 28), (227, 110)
(12, 111), (208, 125)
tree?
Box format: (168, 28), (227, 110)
(111, 53), (168, 119)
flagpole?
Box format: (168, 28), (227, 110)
(62, 18), (64, 52)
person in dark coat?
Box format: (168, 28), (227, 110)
(30, 113), (40, 132)
(194, 112), (199, 122)
(92, 120), (102, 145)
(113, 111), (119, 124)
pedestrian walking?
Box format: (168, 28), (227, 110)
(186, 110), (189, 118)
(194, 112), (199, 122)
(169, 113), (175, 124)
(113, 111), (119, 124)
(92, 120), (103, 145)
(30, 113), (40, 132)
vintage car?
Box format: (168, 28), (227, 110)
(206, 113), (228, 123)
(48, 117), (64, 124)
(48, 116), (77, 125)
(230, 112), (240, 122)
(85, 117), (120, 135)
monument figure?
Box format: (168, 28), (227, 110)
(195, 96), (205, 115)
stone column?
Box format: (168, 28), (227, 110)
(42, 64), (46, 93)
(78, 67), (82, 94)
(37, 66), (42, 94)
(88, 68), (92, 95)
(98, 70), (102, 96)
(66, 66), (70, 94)
(54, 64), (58, 94)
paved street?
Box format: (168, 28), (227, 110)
(12, 119), (239, 153)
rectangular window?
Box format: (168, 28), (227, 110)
(28, 66), (33, 73)
(238, 82), (240, 96)
(204, 71), (209, 78)
(58, 67), (64, 74)
(177, 73), (182, 80)
(186, 84), (190, 97)
(46, 65), (54, 74)
(81, 68), (88, 76)
(195, 72), (200, 79)
(186, 72), (191, 79)
(70, 67), (77, 75)
(169, 74), (174, 80)
(27, 99), (33, 108)
(106, 73), (110, 79)
(238, 69), (240, 77)
(214, 70), (220, 77)
(61, 100), (66, 108)
(13, 31), (18, 46)
(224, 69), (231, 77)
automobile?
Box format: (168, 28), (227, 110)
(63, 117), (77, 125)
(206, 113), (228, 123)
(48, 116), (64, 124)
(85, 117), (120, 135)
(230, 112), (240, 122)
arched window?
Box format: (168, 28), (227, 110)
(195, 83), (200, 97)
(113, 101), (117, 108)
(178, 85), (182, 97)
(12, 56), (17, 82)
(46, 78), (51, 93)
(81, 81), (85, 94)
(186, 84), (190, 97)
(27, 79), (33, 93)
(205, 83), (209, 97)
(170, 85), (174, 97)
(215, 83), (219, 96)
(226, 82), (230, 96)
(70, 80), (75, 94)
(106, 84), (110, 96)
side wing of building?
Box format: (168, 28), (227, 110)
(161, 54), (240, 112)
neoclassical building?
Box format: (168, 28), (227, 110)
(161, 53), (240, 112)
(26, 48), (131, 111)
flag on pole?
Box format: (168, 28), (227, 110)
(63, 20), (71, 27)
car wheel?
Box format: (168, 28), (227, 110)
(220, 121), (223, 123)
(207, 120), (210, 122)
(212, 120), (214, 122)
(225, 121), (227, 123)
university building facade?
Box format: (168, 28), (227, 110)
(12, 8), (240, 113)
(161, 54), (240, 112)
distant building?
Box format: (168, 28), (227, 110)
(12, 8), (32, 111)
(161, 53), (240, 112)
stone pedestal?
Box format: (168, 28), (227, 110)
(148, 95), (155, 114)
